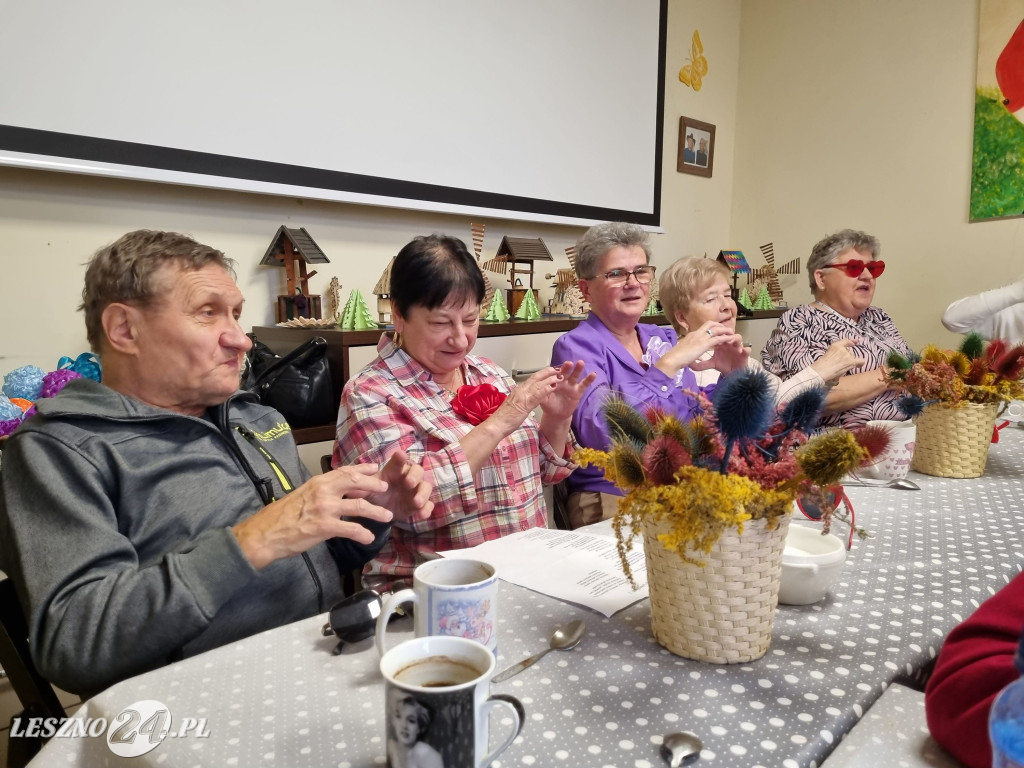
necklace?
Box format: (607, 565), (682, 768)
(438, 367), (464, 400)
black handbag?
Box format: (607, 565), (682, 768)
(244, 335), (336, 429)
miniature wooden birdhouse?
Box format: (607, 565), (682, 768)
(260, 226), (330, 322)
(483, 236), (553, 315)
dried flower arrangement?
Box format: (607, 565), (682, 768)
(574, 370), (887, 587)
(885, 332), (1024, 414)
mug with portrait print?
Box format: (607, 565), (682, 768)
(376, 558), (498, 657)
(381, 635), (524, 768)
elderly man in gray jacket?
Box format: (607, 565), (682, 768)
(0, 230), (433, 695)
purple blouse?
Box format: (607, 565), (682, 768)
(761, 304), (912, 430)
(551, 313), (706, 495)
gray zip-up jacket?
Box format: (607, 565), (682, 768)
(0, 378), (386, 695)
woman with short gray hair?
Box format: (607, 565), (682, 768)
(762, 228), (911, 430)
(550, 222), (748, 528)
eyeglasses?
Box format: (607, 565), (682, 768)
(820, 259), (886, 279)
(583, 265), (657, 287)
(795, 485), (856, 550)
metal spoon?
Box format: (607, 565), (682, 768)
(492, 620), (586, 682)
(661, 731), (703, 766)
(843, 478), (920, 490)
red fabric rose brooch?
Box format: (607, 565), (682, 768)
(451, 383), (507, 425)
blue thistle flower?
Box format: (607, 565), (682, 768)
(776, 386), (828, 434)
(712, 368), (775, 441)
(897, 394), (927, 418)
(711, 368), (775, 471)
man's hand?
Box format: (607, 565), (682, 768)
(364, 449), (434, 524)
(234, 464), (396, 570)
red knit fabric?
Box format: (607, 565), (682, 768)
(925, 571), (1024, 768)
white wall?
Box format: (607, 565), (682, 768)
(655, 0), (742, 266)
(731, 0), (1022, 350)
(0, 0), (743, 375)
(9, 0), (1006, 374)
(0, 167), (583, 372)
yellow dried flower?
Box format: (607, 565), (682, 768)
(921, 345), (948, 365)
(947, 351), (971, 379)
(612, 467), (763, 587)
(795, 430), (868, 488)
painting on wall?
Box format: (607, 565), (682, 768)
(972, 0), (1024, 221)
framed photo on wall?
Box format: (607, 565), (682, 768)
(677, 116), (715, 178)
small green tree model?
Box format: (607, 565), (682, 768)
(515, 289), (541, 320)
(339, 289), (377, 330)
(484, 290), (510, 321)
(737, 286), (753, 309)
(643, 298), (659, 316)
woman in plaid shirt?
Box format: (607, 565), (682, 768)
(334, 234), (596, 584)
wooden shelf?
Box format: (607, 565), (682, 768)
(252, 310), (787, 443)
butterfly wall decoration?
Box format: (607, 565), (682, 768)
(679, 29), (708, 91)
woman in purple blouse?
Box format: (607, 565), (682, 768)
(550, 222), (747, 528)
(761, 229), (912, 431)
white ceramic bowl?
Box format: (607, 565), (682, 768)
(778, 525), (847, 605)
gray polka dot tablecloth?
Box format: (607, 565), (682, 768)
(31, 429), (1024, 768)
(821, 684), (964, 767)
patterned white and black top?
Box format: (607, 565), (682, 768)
(761, 303), (912, 430)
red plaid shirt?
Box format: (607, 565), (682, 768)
(333, 335), (577, 580)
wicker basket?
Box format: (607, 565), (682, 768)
(911, 402), (998, 479)
(643, 514), (790, 664)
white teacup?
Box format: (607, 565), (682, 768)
(1005, 399), (1024, 423)
(376, 559), (498, 656)
(858, 419), (916, 481)
(380, 635), (523, 768)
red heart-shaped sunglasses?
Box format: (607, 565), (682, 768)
(820, 259), (885, 279)
(795, 485), (856, 550)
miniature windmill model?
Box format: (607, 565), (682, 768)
(372, 257), (396, 324)
(717, 250), (753, 316)
(545, 246), (588, 316)
(470, 223), (497, 317)
(748, 242), (800, 305)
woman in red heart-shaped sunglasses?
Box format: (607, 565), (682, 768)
(762, 229), (914, 431)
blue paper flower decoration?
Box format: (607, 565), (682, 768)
(0, 394), (21, 422)
(2, 365), (45, 401)
(58, 353), (102, 382)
